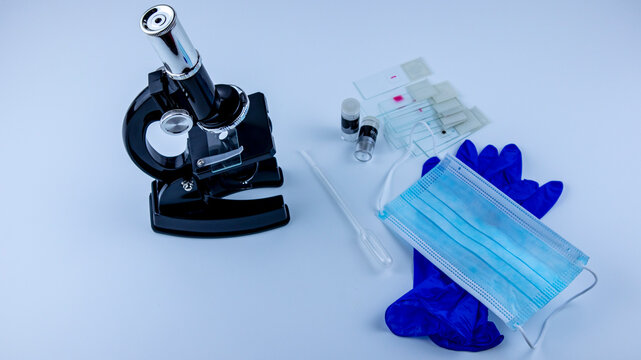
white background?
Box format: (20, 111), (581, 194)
(1, 1), (640, 359)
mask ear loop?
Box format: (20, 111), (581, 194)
(377, 121), (436, 214)
(516, 267), (598, 349)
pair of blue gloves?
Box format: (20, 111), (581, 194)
(385, 140), (564, 352)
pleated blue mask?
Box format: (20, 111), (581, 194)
(378, 154), (596, 348)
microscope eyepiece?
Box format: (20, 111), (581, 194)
(140, 4), (200, 79)
(140, 5), (176, 35)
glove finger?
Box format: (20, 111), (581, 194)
(388, 277), (474, 337)
(386, 279), (467, 337)
(521, 181), (564, 219)
(499, 144), (522, 184)
(422, 156), (440, 176)
(504, 179), (539, 203)
(429, 325), (504, 352)
(427, 299), (504, 352)
(477, 145), (498, 177)
(486, 144), (521, 188)
(385, 293), (440, 337)
(455, 140), (478, 170)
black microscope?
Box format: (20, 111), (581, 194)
(123, 5), (290, 236)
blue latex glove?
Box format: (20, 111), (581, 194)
(386, 140), (563, 352)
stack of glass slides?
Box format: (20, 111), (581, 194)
(354, 58), (489, 157)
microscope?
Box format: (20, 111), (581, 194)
(123, 5), (290, 236)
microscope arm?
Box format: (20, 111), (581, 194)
(122, 87), (192, 182)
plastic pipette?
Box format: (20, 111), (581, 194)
(299, 150), (393, 267)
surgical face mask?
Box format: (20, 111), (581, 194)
(377, 135), (597, 348)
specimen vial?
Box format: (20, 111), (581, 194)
(354, 116), (380, 162)
(341, 98), (360, 142)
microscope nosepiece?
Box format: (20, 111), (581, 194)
(141, 5), (201, 79)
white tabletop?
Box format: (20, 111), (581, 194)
(1, 1), (640, 358)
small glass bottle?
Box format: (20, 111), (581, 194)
(354, 116), (380, 162)
(341, 98), (360, 142)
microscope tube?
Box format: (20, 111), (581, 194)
(140, 5), (201, 80)
(354, 116), (380, 162)
(341, 98), (360, 142)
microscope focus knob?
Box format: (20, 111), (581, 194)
(160, 109), (193, 135)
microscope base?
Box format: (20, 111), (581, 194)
(148, 161), (290, 237)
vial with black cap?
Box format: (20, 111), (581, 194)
(341, 98), (360, 141)
(354, 116), (380, 162)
